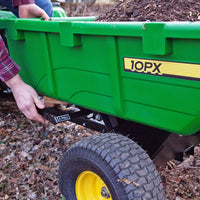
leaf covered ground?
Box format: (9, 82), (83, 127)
(0, 94), (200, 200)
(0, 95), (95, 200)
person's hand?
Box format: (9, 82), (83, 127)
(18, 4), (50, 21)
(5, 74), (45, 123)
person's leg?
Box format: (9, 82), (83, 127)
(0, 0), (53, 17)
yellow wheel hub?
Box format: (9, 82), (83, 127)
(75, 171), (112, 200)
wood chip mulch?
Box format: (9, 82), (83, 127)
(96, 0), (200, 21)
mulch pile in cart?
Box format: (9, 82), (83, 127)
(96, 0), (200, 21)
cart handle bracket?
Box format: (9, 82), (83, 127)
(37, 107), (91, 125)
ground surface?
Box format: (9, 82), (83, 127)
(0, 94), (200, 200)
(0, 94), (95, 200)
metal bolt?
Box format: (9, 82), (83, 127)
(101, 187), (110, 199)
(95, 114), (101, 121)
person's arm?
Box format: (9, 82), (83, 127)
(0, 1), (51, 123)
(0, 37), (45, 123)
(12, 0), (50, 20)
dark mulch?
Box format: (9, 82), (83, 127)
(96, 0), (200, 22)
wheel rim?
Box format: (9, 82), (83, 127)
(75, 171), (112, 200)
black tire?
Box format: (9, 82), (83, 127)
(58, 133), (164, 200)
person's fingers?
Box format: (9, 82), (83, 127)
(14, 87), (45, 123)
(40, 11), (50, 21)
(34, 96), (45, 109)
(18, 4), (50, 21)
(20, 101), (45, 123)
(33, 97), (46, 123)
(31, 95), (45, 123)
(34, 113), (45, 124)
(23, 104), (45, 123)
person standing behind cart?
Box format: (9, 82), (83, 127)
(0, 0), (53, 123)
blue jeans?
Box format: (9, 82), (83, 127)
(0, 0), (53, 17)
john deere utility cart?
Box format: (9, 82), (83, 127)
(1, 10), (200, 200)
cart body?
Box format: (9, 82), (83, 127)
(1, 15), (200, 135)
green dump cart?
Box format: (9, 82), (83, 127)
(1, 12), (200, 199)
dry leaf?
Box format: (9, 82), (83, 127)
(117, 178), (140, 187)
(37, 164), (50, 171)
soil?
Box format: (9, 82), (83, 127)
(96, 0), (200, 22)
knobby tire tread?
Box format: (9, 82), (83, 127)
(58, 133), (164, 200)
